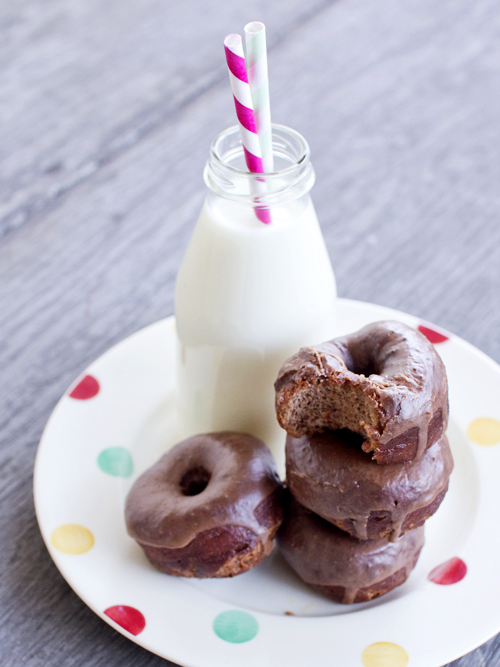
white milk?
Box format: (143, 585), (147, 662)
(175, 125), (336, 474)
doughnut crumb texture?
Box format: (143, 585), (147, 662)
(275, 320), (449, 464)
(125, 432), (284, 578)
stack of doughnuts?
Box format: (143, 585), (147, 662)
(274, 320), (453, 604)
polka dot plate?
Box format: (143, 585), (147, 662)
(34, 299), (500, 667)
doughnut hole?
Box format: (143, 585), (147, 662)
(180, 466), (211, 496)
(346, 353), (380, 378)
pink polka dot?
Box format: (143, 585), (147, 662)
(428, 557), (467, 585)
(104, 605), (145, 635)
(418, 324), (449, 344)
(69, 375), (100, 400)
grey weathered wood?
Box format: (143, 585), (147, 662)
(1, 0), (499, 664)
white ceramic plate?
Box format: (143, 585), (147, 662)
(34, 299), (500, 667)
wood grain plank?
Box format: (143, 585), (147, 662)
(0, 0), (336, 236)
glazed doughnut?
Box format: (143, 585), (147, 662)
(125, 432), (283, 578)
(275, 320), (448, 464)
(286, 429), (453, 541)
(278, 494), (425, 604)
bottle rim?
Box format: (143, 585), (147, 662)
(209, 123), (310, 175)
(204, 124), (315, 206)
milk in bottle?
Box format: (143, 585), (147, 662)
(175, 125), (336, 474)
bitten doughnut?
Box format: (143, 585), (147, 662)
(278, 494), (425, 604)
(275, 320), (449, 464)
(286, 429), (453, 541)
(125, 432), (283, 578)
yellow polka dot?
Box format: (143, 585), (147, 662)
(51, 524), (94, 555)
(467, 418), (500, 446)
(361, 642), (409, 667)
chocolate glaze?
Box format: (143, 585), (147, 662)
(334, 483), (448, 541)
(125, 432), (283, 551)
(312, 559), (421, 604)
(139, 526), (264, 578)
(286, 430), (453, 541)
(278, 495), (425, 604)
(275, 321), (449, 464)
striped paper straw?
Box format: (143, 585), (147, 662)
(224, 33), (271, 224)
(244, 22), (274, 173)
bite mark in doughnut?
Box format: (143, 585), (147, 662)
(275, 321), (449, 464)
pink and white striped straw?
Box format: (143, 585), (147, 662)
(224, 33), (271, 224)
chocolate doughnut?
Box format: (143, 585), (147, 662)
(278, 494), (425, 604)
(125, 432), (283, 578)
(286, 429), (453, 541)
(275, 320), (449, 464)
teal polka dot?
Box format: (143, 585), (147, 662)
(97, 447), (133, 478)
(213, 610), (258, 644)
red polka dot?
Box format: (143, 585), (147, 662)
(104, 605), (145, 635)
(428, 557), (467, 585)
(69, 375), (100, 400)
(418, 324), (449, 344)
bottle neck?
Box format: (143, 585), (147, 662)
(203, 124), (315, 208)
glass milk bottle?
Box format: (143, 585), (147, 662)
(175, 124), (336, 474)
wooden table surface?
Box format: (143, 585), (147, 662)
(1, 0), (499, 664)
